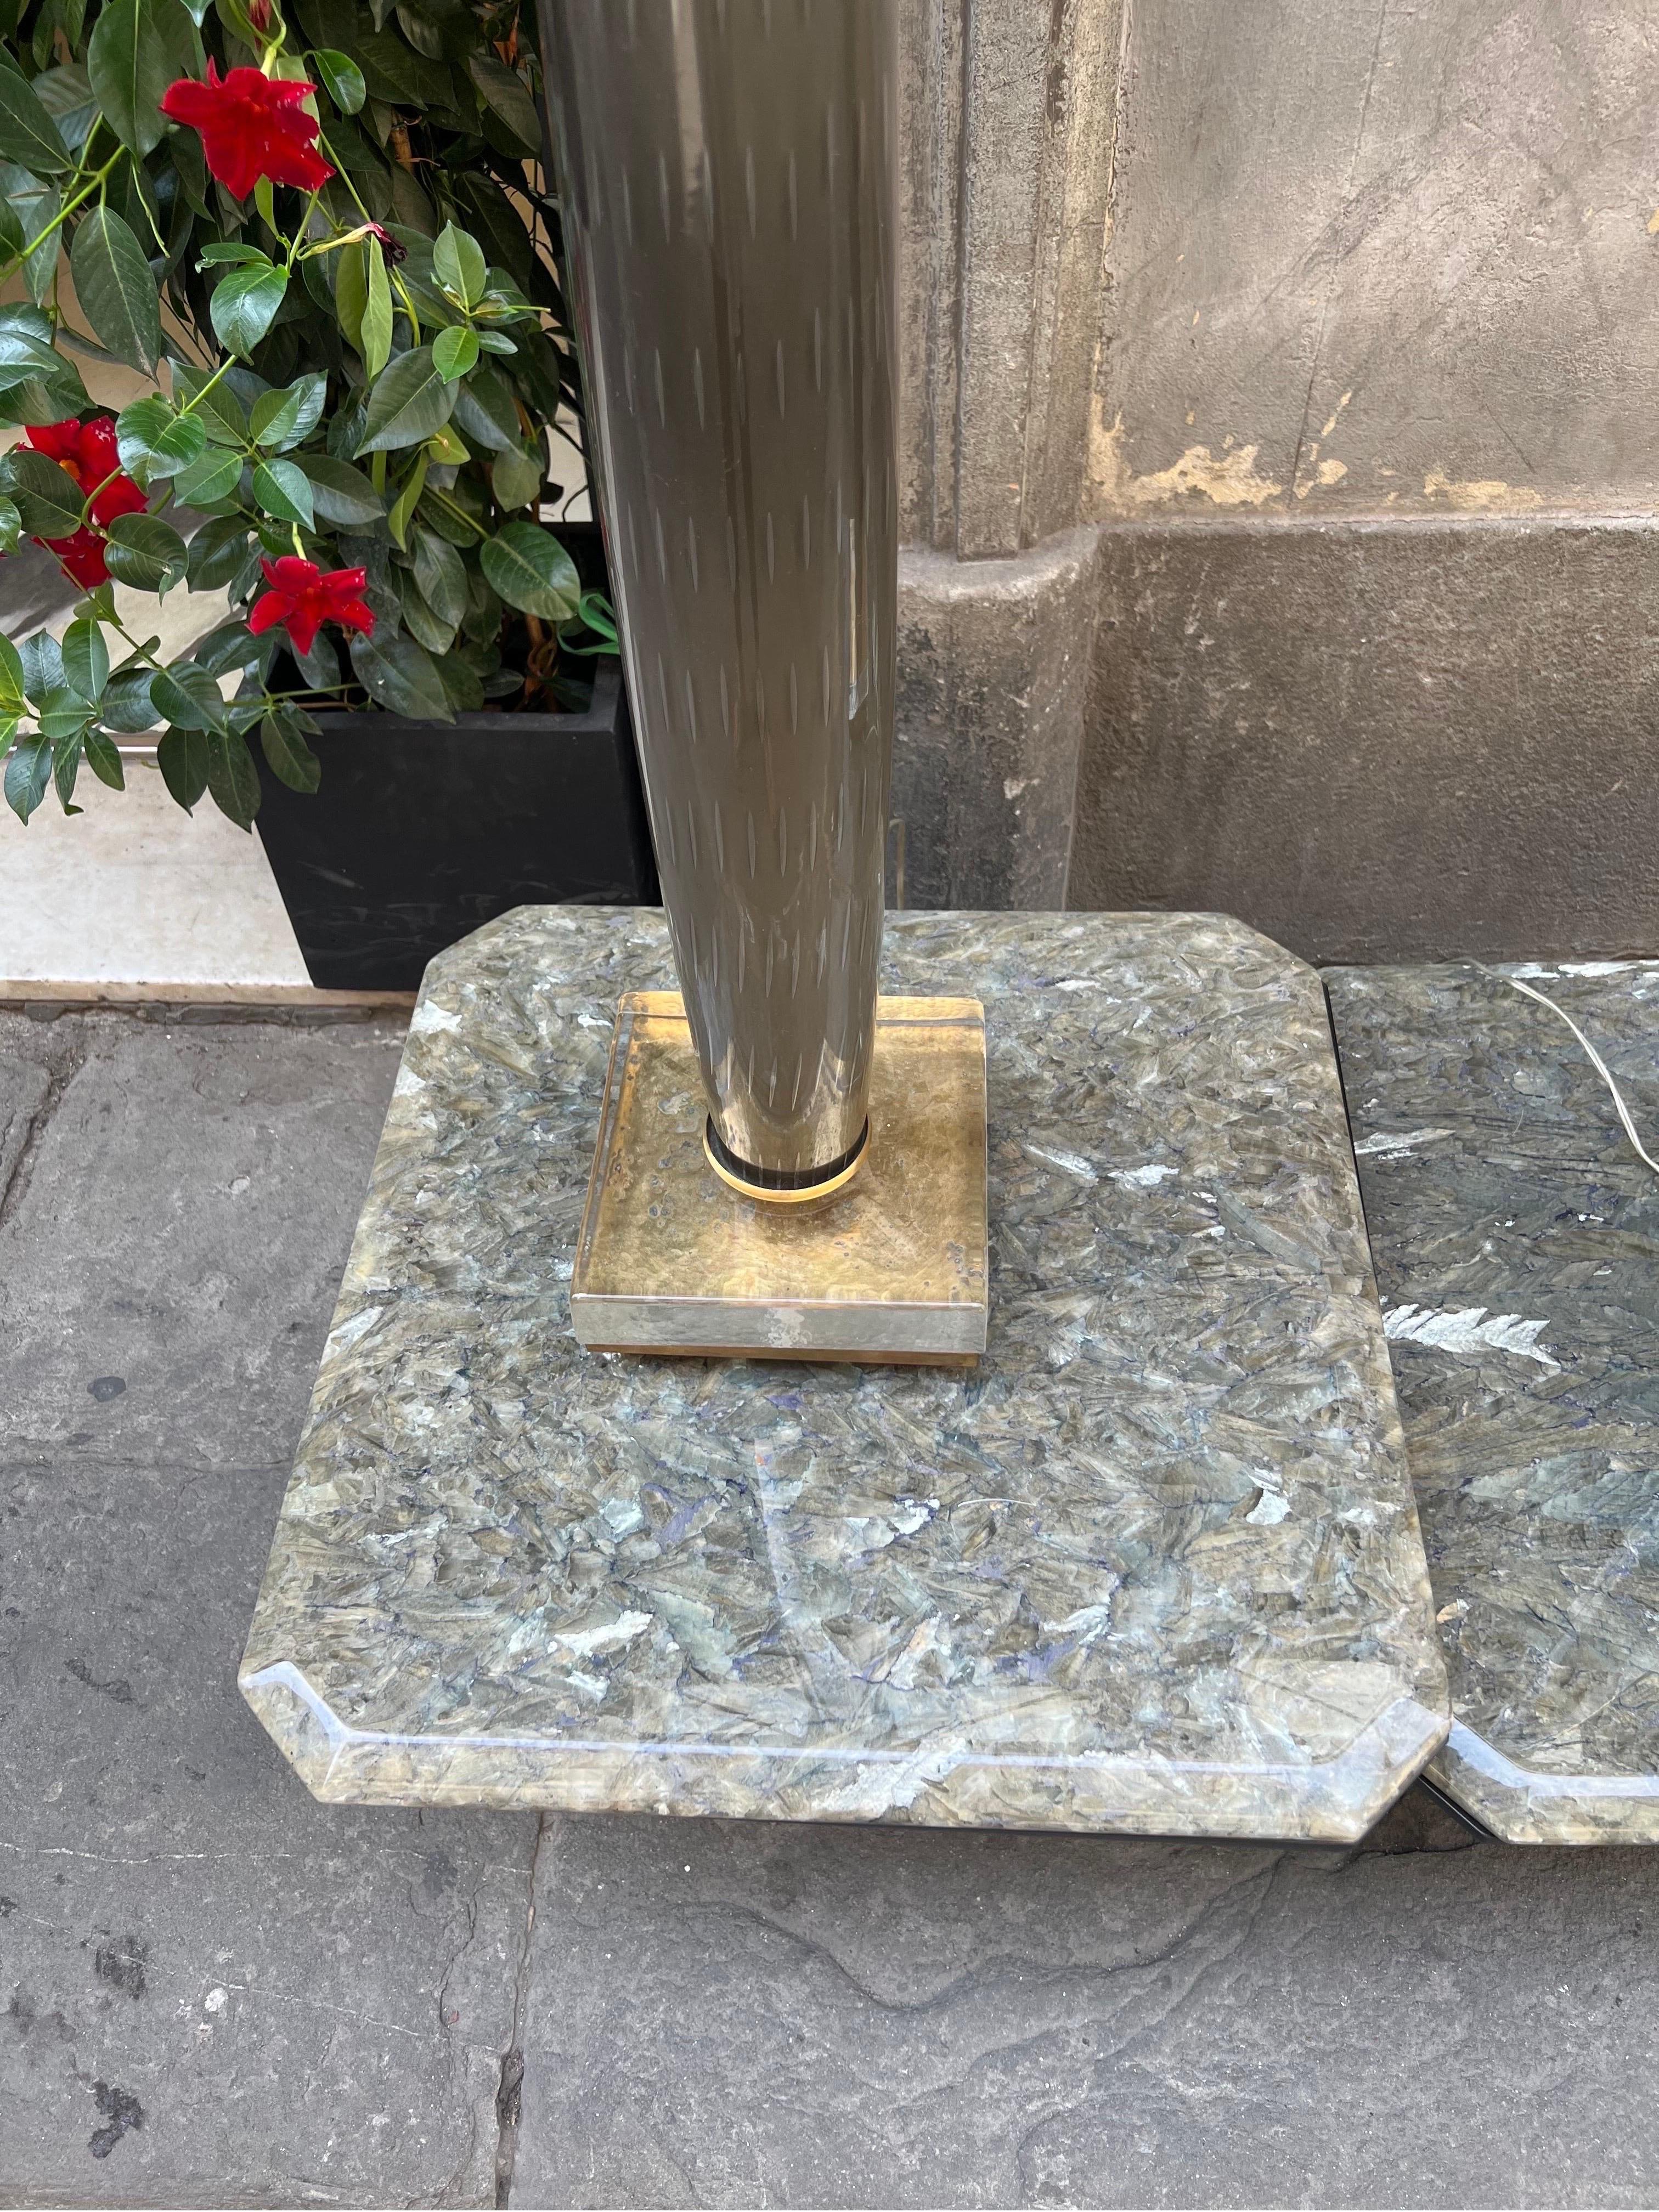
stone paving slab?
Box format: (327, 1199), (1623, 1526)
(4, 982), (1659, 2210)
(512, 1796), (1659, 2210)
(1327, 960), (1659, 1843)
(0, 1010), (537, 2207)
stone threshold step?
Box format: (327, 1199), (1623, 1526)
(0, 982), (416, 1022)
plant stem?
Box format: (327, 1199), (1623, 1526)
(315, 127), (423, 335)
(0, 149), (123, 286)
(426, 484), (487, 540)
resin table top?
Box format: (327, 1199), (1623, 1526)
(241, 908), (1447, 1842)
(1328, 960), (1659, 1844)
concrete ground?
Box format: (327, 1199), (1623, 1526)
(2, 1004), (1656, 2210)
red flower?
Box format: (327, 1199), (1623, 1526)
(22, 416), (147, 585)
(160, 65), (332, 200)
(40, 525), (111, 589)
(25, 415), (144, 523)
(364, 219), (407, 266)
(248, 557), (375, 658)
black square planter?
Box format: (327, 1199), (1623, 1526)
(252, 534), (658, 991)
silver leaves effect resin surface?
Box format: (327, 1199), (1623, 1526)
(241, 908), (1447, 1843)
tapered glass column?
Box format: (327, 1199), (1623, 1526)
(543, 0), (898, 1189)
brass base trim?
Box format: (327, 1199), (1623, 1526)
(702, 1117), (871, 1204)
(571, 990), (989, 1366)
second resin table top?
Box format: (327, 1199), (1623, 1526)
(1329, 959), (1659, 1844)
(242, 908), (1446, 1842)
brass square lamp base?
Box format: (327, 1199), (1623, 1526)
(571, 993), (988, 1364)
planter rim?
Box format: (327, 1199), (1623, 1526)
(285, 662), (626, 739)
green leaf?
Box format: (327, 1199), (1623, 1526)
(356, 346), (455, 455)
(156, 722), (207, 808)
(412, 524), (465, 627)
(261, 709), (320, 790)
(359, 241), (392, 382)
(2, 448), (82, 537)
(205, 727), (259, 828)
(385, 449), (425, 548)
(191, 617), (264, 675)
(354, 27), (451, 109)
(290, 630), (338, 687)
(18, 631), (64, 698)
(38, 682), (91, 740)
(32, 63), (97, 152)
(100, 664), (156, 731)
(432, 220), (486, 310)
(115, 393), (172, 473)
(84, 727), (126, 788)
(0, 62), (71, 174)
(480, 520), (580, 621)
(435, 648), (484, 715)
(0, 367), (87, 429)
(0, 493), (17, 555)
(71, 206), (163, 374)
(490, 442), (541, 512)
(334, 235), (368, 354)
(250, 371), (326, 453)
(87, 0), (172, 156)
(466, 51), (541, 154)
(399, 579), (453, 655)
(4, 731), (50, 821)
(349, 627), (453, 721)
(209, 260), (289, 357)
(252, 455), (314, 528)
(185, 513), (254, 589)
(197, 239), (272, 265)
(560, 589), (620, 656)
(52, 725), (83, 811)
(15, 177), (59, 304)
(150, 412), (208, 472)
(147, 0), (201, 85)
(0, 631), (23, 709)
(172, 445), (241, 506)
(448, 363), (518, 452)
(150, 659), (225, 730)
(431, 323), (478, 382)
(0, 319), (76, 380)
(116, 394), (208, 477)
(294, 452), (383, 527)
(422, 420), (469, 467)
(172, 121), (208, 210)
(174, 361), (249, 446)
(312, 46), (364, 112)
(104, 512), (188, 591)
(61, 616), (109, 702)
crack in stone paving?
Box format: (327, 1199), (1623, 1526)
(0, 1017), (91, 1236)
(493, 1815), (545, 2209)
(1009, 1858), (1285, 2205)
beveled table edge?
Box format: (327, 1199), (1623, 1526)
(1322, 956), (1659, 1848)
(1429, 1726), (1659, 1847)
(240, 1658), (1448, 1845)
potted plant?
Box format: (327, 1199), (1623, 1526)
(0, 0), (654, 986)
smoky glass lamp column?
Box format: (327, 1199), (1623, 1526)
(543, 0), (899, 1193)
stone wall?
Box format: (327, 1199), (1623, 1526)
(892, 0), (1659, 957)
(891, 0), (1121, 908)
